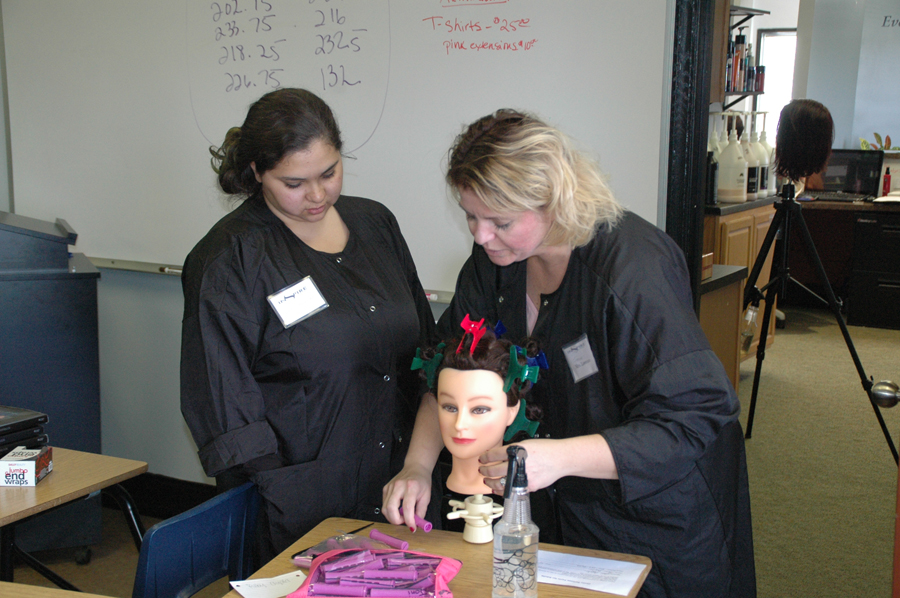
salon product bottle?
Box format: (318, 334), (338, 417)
(755, 65), (765, 93)
(709, 122), (722, 158)
(719, 126), (729, 160)
(493, 446), (539, 598)
(718, 128), (748, 202)
(732, 32), (745, 94)
(759, 129), (776, 197)
(707, 149), (719, 206)
(745, 66), (756, 92)
(884, 168), (892, 197)
(744, 45), (754, 92)
(741, 304), (758, 354)
(740, 129), (759, 201)
(750, 130), (769, 199)
(725, 40), (733, 93)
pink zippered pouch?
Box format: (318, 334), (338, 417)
(288, 547), (462, 598)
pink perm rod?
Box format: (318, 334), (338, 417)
(369, 528), (409, 550)
(398, 507), (433, 532)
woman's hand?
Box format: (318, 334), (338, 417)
(478, 435), (619, 494)
(382, 463), (433, 531)
(382, 392), (443, 531)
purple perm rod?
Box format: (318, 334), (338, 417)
(320, 550), (375, 572)
(398, 507), (433, 532)
(369, 528), (409, 550)
(308, 583), (368, 597)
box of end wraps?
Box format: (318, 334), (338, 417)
(0, 445), (52, 486)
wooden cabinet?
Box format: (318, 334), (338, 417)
(699, 265), (747, 391)
(704, 201), (777, 360)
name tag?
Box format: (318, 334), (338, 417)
(562, 334), (599, 383)
(267, 276), (329, 328)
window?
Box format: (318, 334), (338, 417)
(753, 29), (797, 132)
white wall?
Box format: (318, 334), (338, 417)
(97, 268), (212, 484)
(794, 0), (884, 149)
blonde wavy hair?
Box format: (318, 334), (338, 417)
(446, 109), (622, 248)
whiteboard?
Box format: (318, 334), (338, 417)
(3, 0), (670, 292)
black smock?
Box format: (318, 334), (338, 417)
(436, 211), (755, 598)
(181, 194), (434, 556)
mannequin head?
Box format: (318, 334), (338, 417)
(415, 323), (541, 494)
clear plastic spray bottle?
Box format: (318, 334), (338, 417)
(492, 446), (539, 598)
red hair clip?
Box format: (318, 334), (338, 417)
(456, 314), (486, 355)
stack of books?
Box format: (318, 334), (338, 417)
(0, 405), (49, 457)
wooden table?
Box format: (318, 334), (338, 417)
(0, 448), (148, 587)
(223, 517), (651, 598)
(0, 580), (114, 598)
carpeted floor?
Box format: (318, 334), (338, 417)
(9, 305), (900, 597)
(738, 305), (900, 598)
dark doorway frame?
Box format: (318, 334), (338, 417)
(665, 0), (714, 313)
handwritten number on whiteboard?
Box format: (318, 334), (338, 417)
(260, 69), (283, 89)
(251, 15), (274, 33)
(320, 65), (360, 90)
(315, 9), (346, 27)
(257, 39), (284, 62)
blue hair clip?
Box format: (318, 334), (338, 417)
(516, 346), (549, 370)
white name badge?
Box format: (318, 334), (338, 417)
(562, 334), (599, 383)
(267, 276), (329, 328)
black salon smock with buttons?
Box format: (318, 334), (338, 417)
(181, 194), (434, 555)
(436, 211), (755, 598)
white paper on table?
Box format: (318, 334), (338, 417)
(229, 570), (307, 598)
(537, 550), (647, 596)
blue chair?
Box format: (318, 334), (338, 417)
(132, 482), (259, 598)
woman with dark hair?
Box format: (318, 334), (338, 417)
(384, 109), (755, 597)
(775, 98), (835, 184)
(180, 88), (434, 560)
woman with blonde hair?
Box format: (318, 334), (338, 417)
(384, 110), (755, 597)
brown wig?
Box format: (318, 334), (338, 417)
(774, 99), (835, 181)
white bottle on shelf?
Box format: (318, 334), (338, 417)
(717, 128), (748, 203)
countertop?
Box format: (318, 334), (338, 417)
(700, 264), (748, 296)
(705, 196), (777, 216)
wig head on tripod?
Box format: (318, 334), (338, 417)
(774, 99), (835, 182)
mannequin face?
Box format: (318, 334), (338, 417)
(436, 368), (520, 461)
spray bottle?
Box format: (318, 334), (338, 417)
(492, 446), (539, 598)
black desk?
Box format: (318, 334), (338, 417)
(786, 200), (900, 328)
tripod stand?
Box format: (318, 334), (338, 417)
(741, 182), (899, 464)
